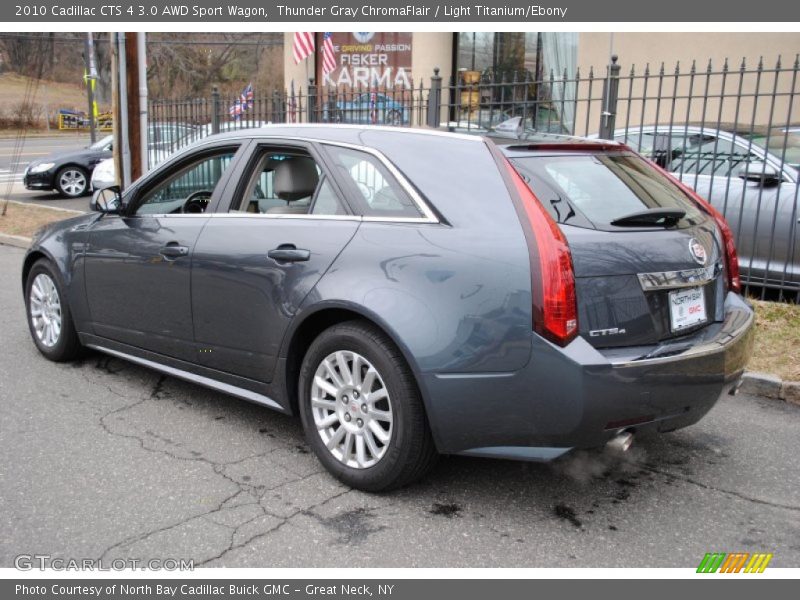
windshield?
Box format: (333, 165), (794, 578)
(511, 152), (706, 231)
(89, 135), (112, 151)
(743, 132), (800, 168)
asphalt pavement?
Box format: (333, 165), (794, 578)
(0, 243), (798, 568)
(0, 134), (93, 212)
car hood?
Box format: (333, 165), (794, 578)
(28, 148), (100, 168)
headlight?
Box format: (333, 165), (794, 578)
(29, 162), (55, 174)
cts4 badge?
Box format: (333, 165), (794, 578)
(689, 239), (708, 266)
(589, 327), (627, 337)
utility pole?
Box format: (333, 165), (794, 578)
(137, 33), (148, 174)
(84, 32), (98, 143)
(125, 32), (143, 181)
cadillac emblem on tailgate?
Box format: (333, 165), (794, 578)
(689, 238), (708, 266)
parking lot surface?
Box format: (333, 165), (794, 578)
(0, 244), (798, 568)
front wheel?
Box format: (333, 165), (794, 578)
(55, 166), (88, 198)
(299, 321), (437, 492)
(25, 259), (82, 361)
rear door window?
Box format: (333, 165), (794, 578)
(510, 152), (706, 231)
(323, 145), (423, 219)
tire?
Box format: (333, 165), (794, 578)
(25, 258), (82, 362)
(55, 166), (88, 198)
(298, 321), (438, 492)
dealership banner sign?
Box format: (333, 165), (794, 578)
(319, 32), (413, 89)
(4, 0), (797, 22)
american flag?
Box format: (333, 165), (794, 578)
(321, 32), (337, 75)
(240, 82), (254, 110)
(292, 32), (315, 64)
(229, 83), (254, 120)
(229, 99), (242, 120)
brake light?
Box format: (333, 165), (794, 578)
(504, 159), (578, 346)
(638, 154), (741, 293)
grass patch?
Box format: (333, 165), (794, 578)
(749, 298), (800, 381)
(0, 201), (79, 238)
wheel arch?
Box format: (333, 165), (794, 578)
(22, 249), (56, 290)
(280, 302), (441, 448)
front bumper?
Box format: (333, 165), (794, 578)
(23, 171), (54, 190)
(423, 292), (755, 458)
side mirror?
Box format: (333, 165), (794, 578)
(91, 186), (122, 213)
(737, 162), (782, 186)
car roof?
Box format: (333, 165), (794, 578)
(190, 123), (484, 147)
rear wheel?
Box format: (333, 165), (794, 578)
(55, 166), (88, 197)
(298, 321), (437, 492)
(25, 259), (82, 361)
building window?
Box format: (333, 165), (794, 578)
(455, 32), (578, 134)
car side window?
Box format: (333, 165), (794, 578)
(629, 132), (760, 177)
(323, 145), (422, 218)
(232, 150), (346, 216)
(672, 135), (758, 177)
(135, 150), (236, 215)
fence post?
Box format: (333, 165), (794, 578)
(211, 86), (221, 134)
(307, 78), (317, 123)
(272, 90), (284, 123)
(427, 67), (442, 128)
(599, 55), (621, 139)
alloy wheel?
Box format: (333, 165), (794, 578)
(29, 273), (62, 348)
(59, 169), (87, 196)
(310, 350), (393, 469)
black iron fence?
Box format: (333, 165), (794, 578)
(148, 54), (800, 298)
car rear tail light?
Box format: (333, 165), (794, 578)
(504, 159), (578, 346)
(640, 156), (741, 293)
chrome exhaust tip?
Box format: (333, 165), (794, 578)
(606, 431), (634, 453)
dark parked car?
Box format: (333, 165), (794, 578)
(22, 125), (754, 491)
(24, 135), (113, 198)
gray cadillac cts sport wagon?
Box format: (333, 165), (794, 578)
(23, 125), (754, 491)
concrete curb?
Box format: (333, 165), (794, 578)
(0, 201), (85, 249)
(739, 372), (800, 407)
(0, 233), (30, 249)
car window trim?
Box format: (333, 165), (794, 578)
(317, 140), (439, 223)
(213, 136), (440, 224)
(221, 139), (354, 217)
(122, 141), (248, 217)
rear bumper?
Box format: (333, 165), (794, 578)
(422, 292), (754, 458)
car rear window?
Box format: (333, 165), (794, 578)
(510, 152), (706, 231)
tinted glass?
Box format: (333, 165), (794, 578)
(511, 152), (705, 230)
(324, 145), (421, 218)
(746, 133), (800, 168)
(136, 151), (235, 215)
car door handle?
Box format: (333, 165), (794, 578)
(268, 244), (310, 263)
(160, 243), (189, 259)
